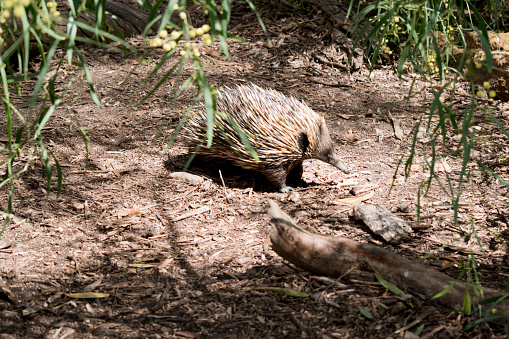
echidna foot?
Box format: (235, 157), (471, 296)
(279, 185), (294, 193)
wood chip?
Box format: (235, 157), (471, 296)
(172, 206), (210, 222)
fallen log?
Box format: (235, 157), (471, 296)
(267, 200), (509, 318)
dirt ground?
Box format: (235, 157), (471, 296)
(1, 2), (509, 338)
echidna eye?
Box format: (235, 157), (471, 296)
(297, 132), (309, 153)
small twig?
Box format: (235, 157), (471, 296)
(155, 212), (168, 226)
(420, 325), (446, 339)
(69, 168), (136, 174)
(172, 206), (209, 222)
(394, 315), (425, 335)
(150, 277), (171, 312)
(311, 53), (349, 71)
(167, 187), (198, 202)
(93, 210), (107, 227)
(219, 170), (230, 203)
(308, 76), (354, 88)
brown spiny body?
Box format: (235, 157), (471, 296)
(181, 84), (349, 192)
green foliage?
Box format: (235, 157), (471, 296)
(351, 0), (508, 330)
(351, 1), (509, 224)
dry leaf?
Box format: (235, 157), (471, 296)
(73, 202), (85, 210)
(84, 276), (103, 292)
(65, 292), (110, 299)
(446, 244), (478, 254)
(128, 263), (160, 268)
(202, 48), (219, 57)
(117, 209), (144, 217)
(136, 110), (147, 116)
(436, 160), (452, 173)
(346, 129), (355, 141)
(410, 164), (422, 172)
(158, 258), (174, 269)
(332, 191), (374, 205)
(0, 239), (12, 250)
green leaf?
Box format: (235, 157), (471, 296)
(358, 306), (373, 319)
(52, 153), (63, 198)
(73, 47), (101, 110)
(138, 52), (181, 107)
(38, 138), (52, 195)
(469, 3), (493, 72)
(244, 0), (271, 47)
(432, 282), (456, 299)
(374, 273), (405, 297)
(244, 287), (310, 298)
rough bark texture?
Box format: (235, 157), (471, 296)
(353, 204), (412, 244)
(64, 2), (156, 39)
(268, 200), (509, 320)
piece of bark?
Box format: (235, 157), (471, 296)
(267, 200), (509, 318)
(353, 204), (411, 244)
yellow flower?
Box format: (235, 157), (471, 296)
(152, 38), (163, 47)
(170, 30), (181, 40)
(4, 0), (15, 9)
(159, 30), (168, 38)
(203, 33), (212, 46)
(179, 12), (186, 20)
(13, 5), (24, 17)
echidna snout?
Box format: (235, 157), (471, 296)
(326, 152), (350, 174)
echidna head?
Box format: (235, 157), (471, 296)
(306, 120), (349, 174)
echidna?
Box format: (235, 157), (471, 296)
(181, 84), (349, 192)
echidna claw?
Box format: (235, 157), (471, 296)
(279, 186), (294, 193)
